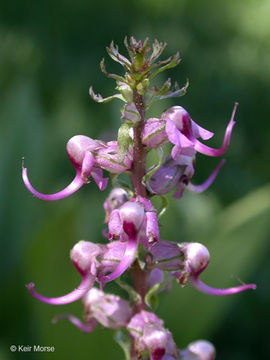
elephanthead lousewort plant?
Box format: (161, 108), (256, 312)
(22, 37), (256, 359)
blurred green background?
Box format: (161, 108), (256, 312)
(1, 0), (270, 359)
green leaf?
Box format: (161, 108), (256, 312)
(156, 79), (189, 100)
(149, 51), (181, 79)
(117, 122), (132, 162)
(145, 283), (161, 310)
(142, 147), (164, 187)
(106, 41), (132, 70)
(100, 58), (128, 83)
(89, 86), (124, 103)
(115, 278), (142, 305)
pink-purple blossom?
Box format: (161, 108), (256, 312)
(100, 197), (159, 285)
(53, 287), (132, 332)
(127, 310), (178, 360)
(149, 241), (256, 296)
(22, 135), (132, 201)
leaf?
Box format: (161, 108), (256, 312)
(89, 86), (124, 103)
(117, 123), (132, 162)
(145, 283), (161, 310)
(115, 278), (142, 305)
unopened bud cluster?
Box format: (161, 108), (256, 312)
(22, 37), (255, 359)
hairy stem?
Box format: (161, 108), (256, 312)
(129, 89), (149, 358)
(131, 90), (147, 198)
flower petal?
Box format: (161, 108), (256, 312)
(91, 167), (108, 191)
(191, 120), (214, 140)
(99, 234), (138, 285)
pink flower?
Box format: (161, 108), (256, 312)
(22, 135), (132, 201)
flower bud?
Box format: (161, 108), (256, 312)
(147, 156), (188, 196)
(127, 311), (178, 360)
(180, 340), (216, 360)
(116, 81), (133, 103)
(103, 187), (129, 222)
(83, 288), (132, 329)
(95, 140), (133, 173)
(141, 118), (167, 148)
(121, 103), (141, 124)
(149, 241), (185, 271)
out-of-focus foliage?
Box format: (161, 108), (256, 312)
(0, 0), (269, 359)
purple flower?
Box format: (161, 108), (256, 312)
(103, 187), (129, 222)
(141, 118), (167, 149)
(161, 103), (237, 159)
(26, 240), (127, 305)
(53, 287), (132, 332)
(142, 104), (237, 161)
(26, 241), (101, 305)
(22, 135), (132, 201)
(149, 241), (256, 296)
(127, 310), (178, 360)
(100, 197), (159, 285)
(147, 150), (225, 199)
(180, 340), (216, 360)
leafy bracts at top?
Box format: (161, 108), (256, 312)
(90, 37), (187, 108)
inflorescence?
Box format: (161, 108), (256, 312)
(22, 37), (255, 360)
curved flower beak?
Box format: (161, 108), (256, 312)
(22, 166), (85, 201)
(188, 276), (256, 296)
(183, 158), (226, 195)
(25, 269), (94, 305)
(193, 103), (238, 157)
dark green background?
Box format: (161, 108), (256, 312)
(1, 0), (270, 359)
